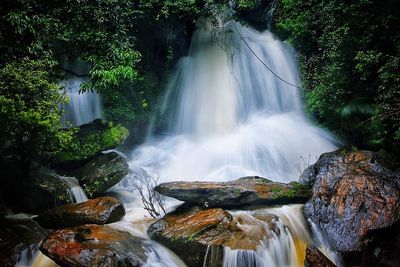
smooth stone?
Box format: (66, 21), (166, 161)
(40, 224), (147, 267)
(155, 176), (310, 208)
(36, 197), (125, 229)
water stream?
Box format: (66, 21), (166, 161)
(23, 19), (338, 267)
(130, 21), (337, 183)
(112, 20), (339, 266)
(222, 205), (311, 267)
(60, 75), (103, 127)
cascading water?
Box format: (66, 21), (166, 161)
(110, 19), (340, 267)
(222, 205), (311, 267)
(61, 176), (88, 203)
(60, 75), (103, 127)
(130, 20), (337, 183)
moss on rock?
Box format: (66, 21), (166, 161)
(55, 120), (129, 164)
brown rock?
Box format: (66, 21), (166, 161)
(304, 245), (335, 267)
(0, 219), (48, 267)
(36, 197), (125, 229)
(66, 152), (129, 197)
(148, 205), (277, 267)
(40, 224), (146, 267)
(303, 149), (400, 252)
(155, 176), (310, 207)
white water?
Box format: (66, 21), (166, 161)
(61, 176), (88, 203)
(60, 76), (103, 127)
(24, 20), (338, 267)
(129, 21), (337, 183)
(222, 205), (311, 267)
(109, 20), (339, 267)
(308, 219), (342, 266)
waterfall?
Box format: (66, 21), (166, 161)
(129, 20), (337, 183)
(60, 75), (103, 127)
(221, 205), (311, 267)
(113, 19), (340, 266)
(61, 176), (88, 203)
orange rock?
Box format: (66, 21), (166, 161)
(36, 197), (125, 229)
(40, 224), (146, 267)
(303, 149), (400, 252)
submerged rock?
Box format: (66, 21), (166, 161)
(37, 197), (125, 229)
(148, 205), (276, 267)
(303, 149), (400, 253)
(155, 176), (310, 207)
(0, 219), (48, 267)
(40, 224), (147, 267)
(67, 152), (129, 197)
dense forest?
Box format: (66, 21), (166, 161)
(0, 1), (399, 267)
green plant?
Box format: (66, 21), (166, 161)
(0, 58), (73, 164)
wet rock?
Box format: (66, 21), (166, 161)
(356, 221), (400, 267)
(304, 245), (335, 267)
(37, 197), (125, 229)
(0, 219), (48, 267)
(18, 166), (78, 213)
(155, 176), (310, 208)
(303, 149), (400, 252)
(55, 119), (129, 167)
(67, 152), (129, 197)
(148, 205), (276, 267)
(40, 224), (147, 267)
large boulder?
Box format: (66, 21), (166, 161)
(155, 176), (310, 208)
(148, 205), (276, 267)
(0, 219), (48, 267)
(67, 152), (129, 197)
(40, 224), (147, 267)
(55, 119), (129, 166)
(18, 166), (79, 213)
(36, 197), (125, 229)
(303, 149), (400, 253)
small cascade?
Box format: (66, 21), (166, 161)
(14, 244), (40, 267)
(68, 186), (88, 203)
(110, 202), (186, 267)
(308, 219), (342, 266)
(60, 75), (103, 127)
(220, 205), (311, 267)
(61, 176), (88, 203)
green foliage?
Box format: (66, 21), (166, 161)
(0, 58), (73, 163)
(56, 122), (128, 163)
(276, 0), (400, 153)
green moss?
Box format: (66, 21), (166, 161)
(270, 182), (309, 199)
(56, 122), (129, 163)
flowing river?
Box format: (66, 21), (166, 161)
(112, 20), (338, 266)
(31, 19), (338, 267)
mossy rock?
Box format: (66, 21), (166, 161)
(155, 176), (311, 208)
(55, 119), (129, 165)
(18, 166), (78, 213)
(66, 152), (129, 197)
